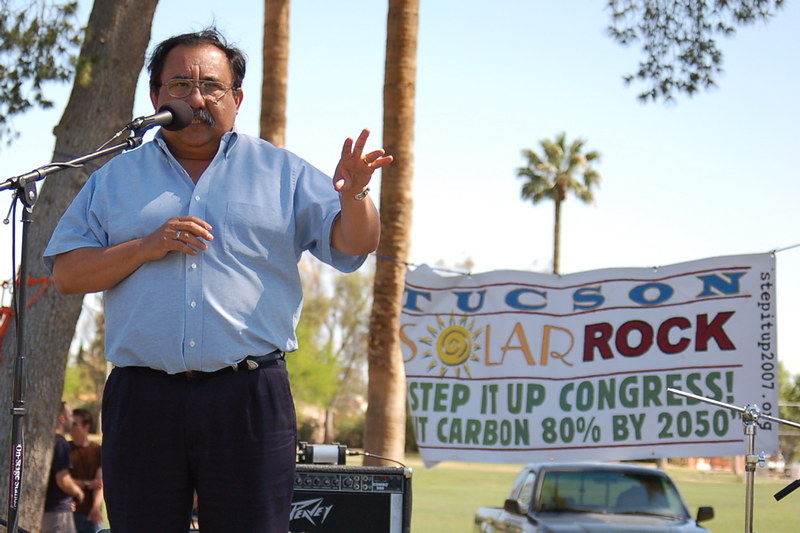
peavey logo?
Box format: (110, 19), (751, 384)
(289, 497), (334, 525)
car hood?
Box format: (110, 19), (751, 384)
(534, 512), (708, 532)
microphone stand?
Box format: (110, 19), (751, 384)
(667, 387), (800, 533)
(0, 124), (150, 533)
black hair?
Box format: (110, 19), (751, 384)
(73, 408), (93, 430)
(147, 28), (246, 92)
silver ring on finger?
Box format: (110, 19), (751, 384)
(175, 230), (183, 241)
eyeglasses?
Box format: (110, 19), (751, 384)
(162, 78), (234, 103)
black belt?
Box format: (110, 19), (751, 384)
(179, 351), (284, 380)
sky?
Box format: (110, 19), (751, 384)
(1, 1), (799, 375)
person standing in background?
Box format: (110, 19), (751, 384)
(69, 408), (104, 533)
(42, 402), (84, 533)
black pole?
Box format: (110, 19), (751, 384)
(775, 479), (800, 501)
(4, 200), (32, 533)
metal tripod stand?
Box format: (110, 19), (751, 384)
(667, 387), (800, 533)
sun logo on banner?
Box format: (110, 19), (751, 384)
(418, 314), (482, 377)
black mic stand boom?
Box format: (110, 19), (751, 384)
(0, 125), (149, 533)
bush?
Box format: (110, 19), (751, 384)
(334, 412), (364, 449)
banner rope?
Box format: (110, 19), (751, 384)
(372, 253), (472, 276)
(772, 243), (800, 254)
(0, 244), (797, 360)
(375, 242), (800, 279)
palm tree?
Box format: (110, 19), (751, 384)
(363, 0), (419, 465)
(260, 0), (290, 147)
(516, 133), (601, 274)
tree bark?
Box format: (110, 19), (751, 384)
(363, 0), (418, 466)
(553, 198), (562, 274)
(260, 0), (290, 148)
(0, 1), (158, 529)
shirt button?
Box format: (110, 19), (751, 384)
(189, 340), (196, 347)
(190, 301), (197, 308)
(194, 195), (201, 201)
(191, 263), (198, 269)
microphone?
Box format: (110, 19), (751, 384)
(127, 100), (193, 133)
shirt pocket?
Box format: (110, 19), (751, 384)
(222, 202), (288, 260)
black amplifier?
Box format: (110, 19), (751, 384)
(289, 464), (412, 533)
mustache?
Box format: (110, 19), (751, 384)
(192, 109), (215, 127)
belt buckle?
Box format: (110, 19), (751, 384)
(232, 359), (260, 372)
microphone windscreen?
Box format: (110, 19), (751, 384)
(159, 100), (193, 131)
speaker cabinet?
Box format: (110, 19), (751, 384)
(290, 464), (412, 533)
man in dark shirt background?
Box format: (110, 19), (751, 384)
(42, 402), (84, 533)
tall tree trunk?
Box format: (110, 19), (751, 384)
(260, 0), (290, 148)
(0, 1), (158, 529)
(553, 198), (562, 274)
(363, 0), (418, 466)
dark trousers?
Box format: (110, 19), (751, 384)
(102, 360), (297, 533)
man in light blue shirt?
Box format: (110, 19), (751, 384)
(44, 28), (391, 533)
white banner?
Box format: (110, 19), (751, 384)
(401, 254), (779, 466)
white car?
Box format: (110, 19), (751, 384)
(474, 462), (714, 532)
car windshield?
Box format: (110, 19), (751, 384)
(536, 469), (688, 519)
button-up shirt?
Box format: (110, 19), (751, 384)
(44, 131), (366, 374)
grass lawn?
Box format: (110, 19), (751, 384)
(405, 456), (800, 533)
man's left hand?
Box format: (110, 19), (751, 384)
(333, 129), (393, 196)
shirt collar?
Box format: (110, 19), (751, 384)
(153, 128), (240, 159)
